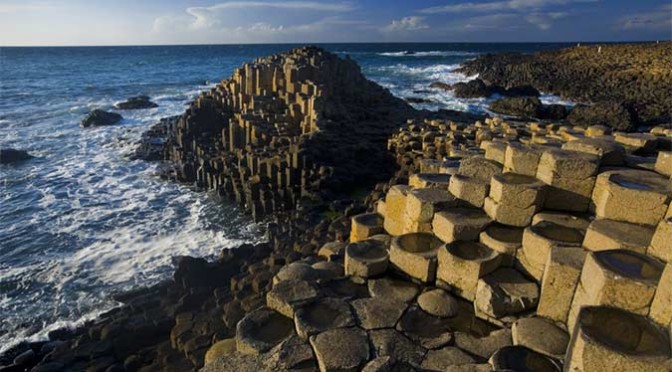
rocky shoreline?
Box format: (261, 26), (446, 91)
(2, 44), (672, 372)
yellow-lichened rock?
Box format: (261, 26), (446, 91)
(489, 173), (546, 208)
(432, 208), (491, 243)
(536, 149), (599, 212)
(389, 233), (443, 283)
(503, 143), (543, 177)
(584, 125), (611, 137)
(614, 132), (658, 152)
(591, 169), (671, 226)
(383, 185), (410, 236)
(648, 218), (672, 262)
(436, 241), (502, 301)
(449, 174), (490, 208)
(582, 219), (655, 254)
(562, 137), (625, 166)
(204, 338), (237, 365)
(649, 263), (672, 327)
(482, 141), (507, 164)
(405, 188), (456, 224)
(484, 197), (536, 227)
(349, 213), (384, 243)
(479, 224), (523, 266)
(565, 306), (672, 372)
(567, 250), (664, 332)
(654, 151), (672, 177)
(408, 173), (451, 189)
(536, 246), (585, 325)
(520, 222), (584, 281)
(457, 156), (503, 183)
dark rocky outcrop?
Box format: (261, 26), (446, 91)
(489, 97), (542, 118)
(459, 42), (672, 129)
(81, 109), (123, 128)
(429, 82), (451, 90)
(0, 148), (34, 164)
(567, 102), (636, 132)
(452, 79), (492, 98)
(115, 95), (158, 110)
(539, 104), (568, 120)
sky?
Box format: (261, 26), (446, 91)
(0, 0), (670, 46)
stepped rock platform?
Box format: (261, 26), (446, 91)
(6, 46), (672, 372)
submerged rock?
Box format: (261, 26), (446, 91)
(81, 109), (123, 128)
(453, 79), (492, 98)
(115, 95), (158, 110)
(0, 148), (34, 164)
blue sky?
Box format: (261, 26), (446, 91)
(0, 0), (670, 46)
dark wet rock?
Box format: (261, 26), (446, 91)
(489, 97), (542, 118)
(539, 104), (568, 120)
(503, 85), (540, 97)
(429, 82), (452, 90)
(131, 116), (177, 161)
(489, 345), (562, 372)
(453, 79), (492, 98)
(567, 102), (636, 132)
(81, 109), (123, 128)
(115, 95), (158, 110)
(0, 148), (33, 164)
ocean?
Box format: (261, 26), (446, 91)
(0, 43), (576, 352)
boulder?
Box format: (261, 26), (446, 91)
(453, 79), (493, 98)
(429, 82), (452, 90)
(417, 288), (459, 318)
(115, 95), (158, 110)
(503, 85), (540, 97)
(81, 109), (123, 128)
(0, 148), (34, 164)
(567, 102), (636, 132)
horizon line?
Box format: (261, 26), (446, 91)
(1, 40), (666, 48)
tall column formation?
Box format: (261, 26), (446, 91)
(159, 46), (412, 220)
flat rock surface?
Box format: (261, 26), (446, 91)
(352, 296), (408, 330)
(309, 327), (370, 372)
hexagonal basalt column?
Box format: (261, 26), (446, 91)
(519, 221), (585, 281)
(437, 241), (502, 301)
(536, 149), (599, 212)
(504, 143), (543, 177)
(562, 137), (625, 166)
(409, 173), (451, 189)
(449, 174), (490, 208)
(591, 169), (671, 226)
(490, 173), (546, 209)
(389, 232), (443, 283)
(404, 188), (456, 233)
(432, 208), (491, 243)
(568, 250), (665, 332)
(649, 263), (672, 327)
(344, 240), (389, 278)
(536, 246), (586, 324)
(236, 307), (295, 355)
(479, 224), (523, 266)
(582, 219), (655, 254)
(383, 185), (411, 236)
(648, 217), (672, 263)
(654, 151), (672, 177)
(349, 213), (384, 243)
(565, 306), (671, 372)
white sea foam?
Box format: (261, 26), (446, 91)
(378, 50), (478, 57)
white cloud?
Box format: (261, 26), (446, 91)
(419, 0), (596, 14)
(619, 4), (672, 31)
(384, 16), (429, 32)
(525, 12), (568, 30)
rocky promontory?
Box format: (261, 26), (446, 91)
(459, 42), (672, 129)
